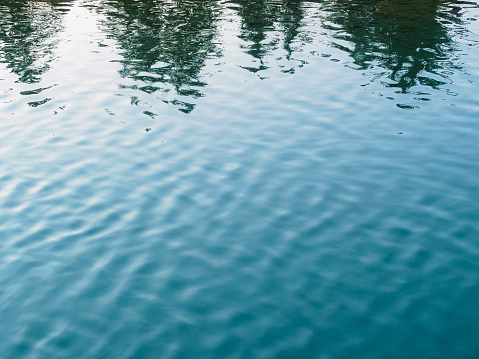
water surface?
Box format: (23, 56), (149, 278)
(1, 0), (479, 358)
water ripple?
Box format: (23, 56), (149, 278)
(1, 0), (479, 358)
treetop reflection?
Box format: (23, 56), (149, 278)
(0, 0), (72, 83)
(97, 0), (222, 113)
(319, 0), (472, 94)
(0, 0), (476, 111)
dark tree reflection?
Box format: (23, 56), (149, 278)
(320, 0), (471, 93)
(97, 0), (222, 113)
(1, 0), (474, 108)
(0, 0), (71, 83)
(229, 0), (306, 73)
(230, 0), (474, 95)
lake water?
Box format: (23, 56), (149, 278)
(1, 0), (479, 357)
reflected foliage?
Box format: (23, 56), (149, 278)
(231, 0), (474, 94)
(0, 0), (474, 108)
(0, 0), (71, 83)
(229, 0), (306, 72)
(97, 0), (222, 113)
(320, 0), (470, 93)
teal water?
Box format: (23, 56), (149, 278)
(1, 0), (479, 357)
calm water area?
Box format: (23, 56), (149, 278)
(1, 0), (479, 357)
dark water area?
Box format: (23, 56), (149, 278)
(1, 0), (479, 358)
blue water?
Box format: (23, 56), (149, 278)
(1, 0), (479, 357)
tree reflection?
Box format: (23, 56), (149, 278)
(230, 0), (473, 95)
(230, 0), (305, 73)
(320, 0), (469, 93)
(0, 0), (71, 83)
(1, 0), (472, 107)
(98, 0), (222, 113)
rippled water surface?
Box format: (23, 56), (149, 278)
(1, 0), (479, 357)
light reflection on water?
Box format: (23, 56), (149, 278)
(1, 0), (479, 358)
